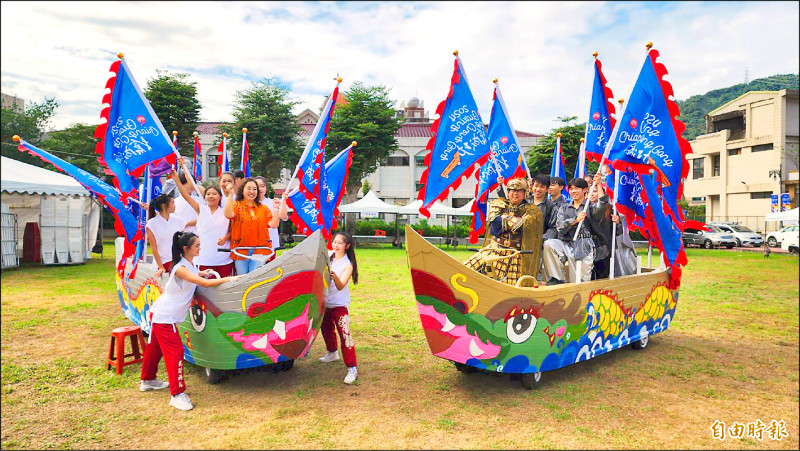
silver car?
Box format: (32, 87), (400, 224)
(709, 222), (764, 247)
(683, 225), (737, 249)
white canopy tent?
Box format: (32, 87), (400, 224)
(1, 156), (101, 264)
(337, 190), (400, 215)
(765, 207), (799, 223)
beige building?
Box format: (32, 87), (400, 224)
(1, 93), (24, 114)
(684, 89), (799, 232)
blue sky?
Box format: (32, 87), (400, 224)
(1, 1), (797, 135)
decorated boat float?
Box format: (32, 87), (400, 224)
(115, 230), (330, 383)
(405, 226), (678, 389)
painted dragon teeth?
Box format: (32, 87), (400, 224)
(273, 319), (286, 340)
(441, 317), (456, 333)
(469, 337), (483, 357)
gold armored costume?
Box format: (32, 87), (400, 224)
(465, 179), (543, 286)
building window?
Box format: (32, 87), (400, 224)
(728, 148), (741, 156)
(415, 182), (423, 192)
(452, 198), (471, 208)
(384, 156), (410, 166)
(712, 154), (720, 177)
(208, 161), (219, 178)
(414, 155), (426, 167)
(750, 191), (772, 199)
(691, 196), (706, 203)
(692, 158), (704, 179)
(752, 143), (773, 152)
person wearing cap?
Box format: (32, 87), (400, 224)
(465, 177), (543, 285)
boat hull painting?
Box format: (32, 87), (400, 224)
(115, 230), (329, 370)
(405, 226), (678, 375)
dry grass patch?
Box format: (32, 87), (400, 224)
(1, 245), (798, 449)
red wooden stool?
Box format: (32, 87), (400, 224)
(107, 325), (146, 375)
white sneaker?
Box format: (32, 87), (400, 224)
(319, 351), (340, 363)
(169, 392), (194, 411)
(344, 366), (358, 384)
(139, 379), (169, 392)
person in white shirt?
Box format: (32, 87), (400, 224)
(172, 160), (234, 277)
(318, 232), (360, 384)
(139, 231), (239, 411)
(146, 193), (187, 278)
(172, 172), (200, 234)
(254, 176), (288, 263)
(218, 171), (235, 208)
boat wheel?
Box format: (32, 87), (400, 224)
(631, 335), (649, 350)
(454, 362), (477, 374)
(520, 371), (542, 390)
(204, 367), (224, 384)
(280, 360), (294, 372)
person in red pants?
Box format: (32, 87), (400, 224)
(319, 232), (359, 384)
(139, 231), (239, 410)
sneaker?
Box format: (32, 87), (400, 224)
(139, 379), (169, 392)
(169, 392), (194, 411)
(319, 351), (340, 363)
(344, 366), (358, 384)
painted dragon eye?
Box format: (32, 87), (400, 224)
(506, 312), (537, 344)
(190, 301), (206, 332)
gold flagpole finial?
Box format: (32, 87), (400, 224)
(117, 53), (124, 59)
(592, 51), (598, 58)
(580, 138), (585, 143)
(337, 77), (342, 83)
(619, 98), (625, 105)
(172, 130), (178, 136)
(645, 41), (653, 50)
(453, 50), (459, 57)
(351, 141), (358, 147)
(223, 132), (228, 138)
(192, 131), (199, 137)
(12, 135), (20, 143)
(242, 128), (248, 134)
(557, 132), (562, 138)
(493, 78), (498, 84)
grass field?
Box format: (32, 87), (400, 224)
(1, 243), (798, 449)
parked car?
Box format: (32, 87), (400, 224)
(781, 234), (799, 255)
(682, 225), (737, 249)
(766, 225), (800, 248)
(708, 222), (764, 247)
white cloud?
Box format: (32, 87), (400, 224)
(1, 1), (797, 136)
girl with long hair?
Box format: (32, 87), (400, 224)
(318, 231), (360, 384)
(146, 192), (186, 278)
(222, 177), (287, 275)
(139, 231), (240, 411)
(171, 160), (234, 277)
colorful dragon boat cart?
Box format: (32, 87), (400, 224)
(115, 230), (330, 383)
(405, 226), (678, 389)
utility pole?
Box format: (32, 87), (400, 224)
(744, 67), (750, 84)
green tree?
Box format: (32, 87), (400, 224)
(1, 97), (58, 167)
(526, 116), (598, 179)
(143, 70), (201, 157)
(326, 82), (403, 201)
(225, 78), (302, 181)
(40, 123), (109, 181)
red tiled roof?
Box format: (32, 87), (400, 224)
(197, 122), (225, 135)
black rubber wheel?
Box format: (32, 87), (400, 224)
(454, 362), (477, 374)
(703, 240), (713, 249)
(631, 335), (649, 350)
(280, 360), (294, 372)
(767, 237), (777, 248)
(520, 371), (542, 390)
(204, 367), (224, 384)
(735, 238), (742, 247)
(726, 245), (734, 249)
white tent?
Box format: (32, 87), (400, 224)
(1, 156), (100, 264)
(338, 190), (400, 216)
(765, 207), (799, 223)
